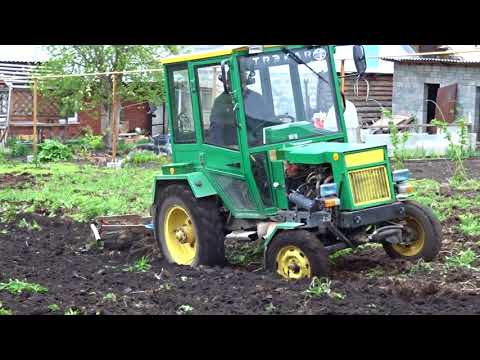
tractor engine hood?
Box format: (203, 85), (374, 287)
(278, 142), (385, 165)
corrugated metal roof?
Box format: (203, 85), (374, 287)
(0, 61), (44, 88)
(381, 56), (480, 66)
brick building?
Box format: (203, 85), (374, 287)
(382, 56), (480, 138)
(0, 60), (153, 144)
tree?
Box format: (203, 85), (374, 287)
(38, 45), (183, 144)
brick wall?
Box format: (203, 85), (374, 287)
(392, 63), (480, 133)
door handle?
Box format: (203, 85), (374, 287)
(226, 162), (241, 169)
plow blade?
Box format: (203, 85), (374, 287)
(90, 215), (154, 242)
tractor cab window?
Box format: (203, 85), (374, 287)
(197, 64), (239, 150)
(169, 66), (195, 144)
(238, 46), (340, 147)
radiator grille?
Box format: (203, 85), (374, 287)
(348, 166), (391, 206)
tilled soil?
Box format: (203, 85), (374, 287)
(0, 160), (479, 315)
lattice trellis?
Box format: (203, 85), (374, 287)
(10, 89), (60, 117)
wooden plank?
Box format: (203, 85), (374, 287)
(111, 74), (117, 163)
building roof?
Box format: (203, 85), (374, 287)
(381, 56), (480, 66)
(0, 61), (42, 88)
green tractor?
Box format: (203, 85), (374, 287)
(151, 45), (442, 280)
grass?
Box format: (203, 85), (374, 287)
(0, 162), (160, 222)
(366, 267), (385, 278)
(124, 256), (151, 273)
(305, 277), (345, 300)
(445, 249), (479, 271)
(458, 214), (480, 237)
(0, 279), (48, 295)
(125, 150), (169, 166)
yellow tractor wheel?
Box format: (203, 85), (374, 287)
(155, 184), (225, 267)
(266, 230), (329, 280)
(383, 200), (442, 261)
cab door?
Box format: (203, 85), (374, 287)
(188, 59), (258, 216)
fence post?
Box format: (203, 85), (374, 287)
(111, 74), (117, 163)
(32, 78), (38, 155)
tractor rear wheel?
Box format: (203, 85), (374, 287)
(383, 200), (442, 261)
(155, 184), (225, 267)
(266, 230), (329, 280)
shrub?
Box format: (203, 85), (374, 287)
(6, 138), (31, 157)
(37, 139), (73, 163)
(125, 150), (168, 166)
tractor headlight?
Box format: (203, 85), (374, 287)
(397, 181), (414, 194)
(320, 183), (337, 197)
(392, 169), (410, 183)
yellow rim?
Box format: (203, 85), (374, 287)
(392, 216), (426, 257)
(275, 246), (312, 280)
(164, 205), (197, 265)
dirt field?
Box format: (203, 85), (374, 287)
(1, 160), (480, 315)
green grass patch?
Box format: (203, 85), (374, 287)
(458, 214), (480, 237)
(0, 279), (48, 295)
(124, 256), (151, 273)
(0, 162), (159, 222)
(445, 249), (479, 270)
(124, 151), (169, 166)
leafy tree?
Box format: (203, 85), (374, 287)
(38, 45), (184, 144)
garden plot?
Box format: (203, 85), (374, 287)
(0, 160), (480, 315)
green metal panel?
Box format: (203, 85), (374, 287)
(270, 160), (288, 209)
(262, 222), (304, 248)
(152, 171), (217, 201)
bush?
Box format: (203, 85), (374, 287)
(37, 139), (73, 163)
(6, 139), (31, 158)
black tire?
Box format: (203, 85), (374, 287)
(383, 200), (442, 261)
(266, 230), (329, 280)
(154, 183), (225, 267)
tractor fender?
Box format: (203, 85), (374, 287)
(262, 222), (304, 267)
(152, 172), (218, 203)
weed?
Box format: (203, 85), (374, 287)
(388, 120), (410, 169)
(366, 267), (385, 278)
(48, 304), (60, 312)
(227, 242), (264, 266)
(0, 279), (48, 295)
(329, 248), (353, 264)
(64, 307), (80, 315)
(0, 307), (12, 315)
(124, 256), (151, 273)
(102, 293), (117, 302)
(458, 214), (480, 237)
(305, 277), (345, 300)
(6, 139), (31, 158)
(176, 304), (194, 315)
(265, 303), (276, 313)
(408, 259), (434, 275)
(17, 218), (41, 231)
(445, 249), (478, 270)
(432, 118), (470, 182)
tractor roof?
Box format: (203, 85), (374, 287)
(160, 45), (281, 65)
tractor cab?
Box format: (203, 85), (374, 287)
(151, 45), (442, 280)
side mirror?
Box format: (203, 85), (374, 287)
(220, 60), (230, 94)
(353, 45), (367, 77)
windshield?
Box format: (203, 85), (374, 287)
(238, 46), (340, 147)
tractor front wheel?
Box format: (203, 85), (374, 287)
(155, 184), (225, 267)
(383, 200), (442, 261)
(266, 230), (329, 280)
